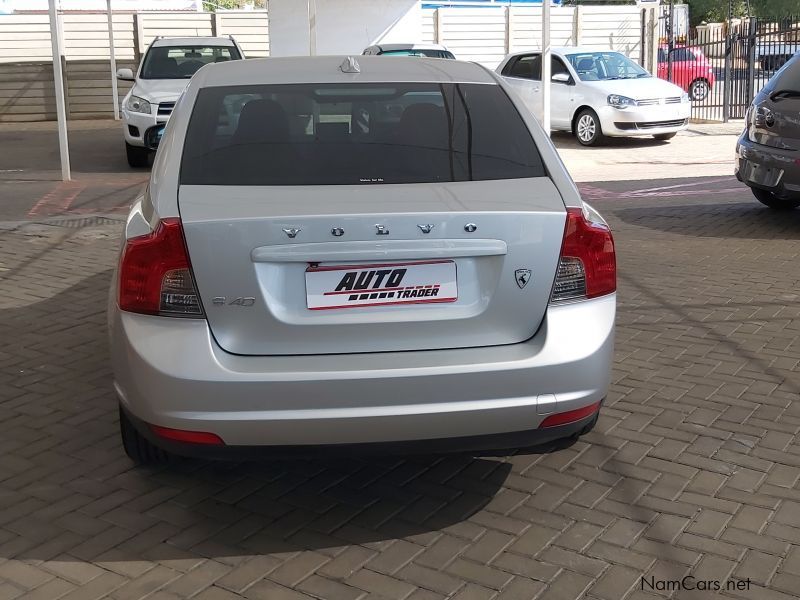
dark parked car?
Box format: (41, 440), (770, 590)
(736, 53), (800, 209)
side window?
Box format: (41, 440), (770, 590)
(671, 48), (689, 62)
(506, 55), (542, 80)
(552, 57), (570, 78)
(658, 48), (667, 63)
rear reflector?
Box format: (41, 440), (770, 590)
(550, 206), (616, 302)
(118, 218), (203, 316)
(150, 424), (225, 445)
(539, 401), (601, 428)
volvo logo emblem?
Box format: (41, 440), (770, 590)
(375, 224), (390, 235)
(515, 269), (532, 289)
(331, 227), (345, 237)
(418, 224), (434, 234)
(464, 223), (477, 233)
(282, 228), (301, 239)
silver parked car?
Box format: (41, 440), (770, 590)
(736, 53), (800, 209)
(362, 43), (455, 59)
(109, 55), (616, 463)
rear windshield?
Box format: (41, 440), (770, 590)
(179, 82), (545, 186)
(380, 49), (456, 59)
(141, 45), (240, 80)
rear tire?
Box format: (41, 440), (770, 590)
(689, 78), (710, 101)
(120, 406), (170, 465)
(752, 187), (800, 210)
(574, 109), (604, 146)
(125, 143), (150, 168)
(653, 132), (677, 141)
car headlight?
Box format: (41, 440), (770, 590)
(607, 94), (637, 108)
(126, 95), (151, 114)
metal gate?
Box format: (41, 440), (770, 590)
(659, 13), (800, 121)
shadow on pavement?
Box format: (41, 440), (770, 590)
(552, 131), (672, 151)
(0, 122), (143, 175)
(612, 201), (800, 240)
(0, 270), (523, 562)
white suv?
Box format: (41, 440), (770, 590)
(117, 36), (244, 167)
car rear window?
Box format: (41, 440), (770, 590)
(179, 82), (545, 186)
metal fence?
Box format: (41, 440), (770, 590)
(659, 14), (800, 121)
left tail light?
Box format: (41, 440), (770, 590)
(118, 218), (204, 316)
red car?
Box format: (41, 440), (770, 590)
(657, 45), (716, 101)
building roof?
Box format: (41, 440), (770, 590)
(192, 55), (496, 88)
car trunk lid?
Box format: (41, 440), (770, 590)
(179, 178), (566, 355)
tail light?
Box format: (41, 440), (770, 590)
(150, 424), (224, 445)
(550, 204), (616, 303)
(118, 218), (204, 316)
(539, 401), (601, 428)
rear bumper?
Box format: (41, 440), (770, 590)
(109, 294), (615, 451)
(122, 403), (601, 459)
(735, 132), (800, 198)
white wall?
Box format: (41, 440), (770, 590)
(423, 5), (643, 68)
(268, 0), (420, 57)
(0, 0), (201, 10)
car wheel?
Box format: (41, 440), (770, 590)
(119, 406), (170, 465)
(575, 109), (603, 146)
(752, 187), (800, 210)
(653, 132), (677, 141)
(125, 142), (150, 168)
(689, 78), (710, 101)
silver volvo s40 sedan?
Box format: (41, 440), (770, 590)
(108, 55), (616, 463)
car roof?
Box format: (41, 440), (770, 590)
(151, 36), (236, 48)
(192, 55), (495, 87)
(373, 43), (450, 51)
(505, 47), (625, 59)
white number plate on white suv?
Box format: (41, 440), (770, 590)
(306, 260), (458, 310)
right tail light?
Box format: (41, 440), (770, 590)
(550, 204), (616, 303)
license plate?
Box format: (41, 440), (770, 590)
(306, 260), (458, 310)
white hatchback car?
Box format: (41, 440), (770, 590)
(497, 48), (691, 145)
(109, 56), (616, 463)
(117, 36), (244, 167)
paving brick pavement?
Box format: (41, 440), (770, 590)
(0, 181), (799, 600)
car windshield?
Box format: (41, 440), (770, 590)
(566, 51), (650, 81)
(380, 49), (454, 59)
(180, 82), (545, 185)
(141, 45), (240, 79)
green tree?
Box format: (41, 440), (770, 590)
(749, 0), (800, 18)
(203, 0), (266, 11)
(686, 0), (800, 24)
